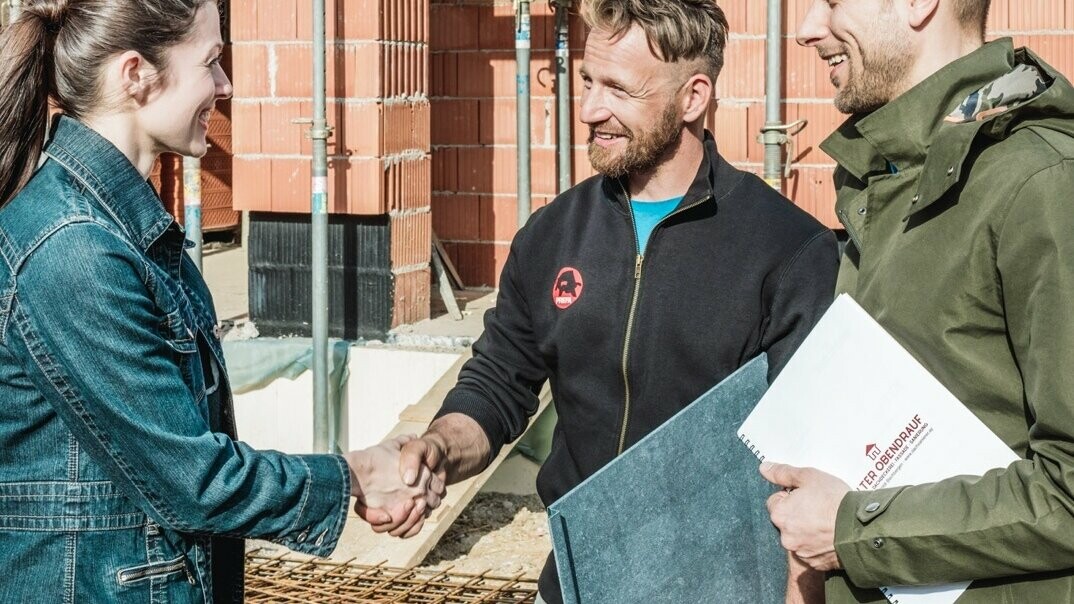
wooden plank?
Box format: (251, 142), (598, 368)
(329, 355), (552, 569)
(432, 233), (464, 290)
(431, 245), (464, 321)
(397, 352), (471, 422)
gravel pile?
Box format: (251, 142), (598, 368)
(420, 493), (552, 578)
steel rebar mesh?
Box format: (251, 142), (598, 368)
(244, 551), (539, 604)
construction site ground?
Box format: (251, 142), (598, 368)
(203, 242), (553, 583)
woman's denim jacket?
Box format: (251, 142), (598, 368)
(0, 117), (350, 603)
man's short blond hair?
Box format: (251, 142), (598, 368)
(580, 0), (729, 81)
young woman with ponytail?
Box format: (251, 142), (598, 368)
(0, 2), (442, 601)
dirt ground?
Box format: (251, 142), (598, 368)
(248, 493), (552, 579)
(419, 493), (552, 578)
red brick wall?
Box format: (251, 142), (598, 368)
(430, 0), (590, 287)
(230, 0), (430, 216)
(431, 0), (1074, 287)
(230, 0), (432, 327)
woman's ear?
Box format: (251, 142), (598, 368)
(111, 50), (156, 103)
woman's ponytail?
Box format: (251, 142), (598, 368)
(0, 2), (65, 207)
(0, 0), (208, 206)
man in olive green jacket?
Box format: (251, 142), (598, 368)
(759, 1), (1074, 602)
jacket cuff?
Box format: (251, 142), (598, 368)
(834, 487), (907, 589)
(272, 454), (350, 557)
(436, 387), (507, 466)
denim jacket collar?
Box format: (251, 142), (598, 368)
(43, 116), (175, 252)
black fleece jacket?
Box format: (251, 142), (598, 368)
(436, 133), (838, 602)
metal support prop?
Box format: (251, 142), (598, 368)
(759, 0), (808, 188)
(553, 0), (571, 194)
(182, 156), (204, 271)
(516, 0), (532, 229)
(310, 0), (333, 453)
(761, 0), (784, 189)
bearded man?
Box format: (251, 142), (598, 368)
(762, 0), (1074, 603)
(371, 1), (837, 602)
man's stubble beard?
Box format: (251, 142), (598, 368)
(834, 20), (915, 114)
(588, 99), (683, 179)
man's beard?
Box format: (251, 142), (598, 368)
(588, 100), (683, 179)
(834, 22), (914, 114)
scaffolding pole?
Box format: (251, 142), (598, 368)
(309, 0), (333, 453)
(759, 0), (806, 189)
(182, 156), (203, 271)
(516, 0), (532, 229)
(761, 0), (784, 189)
(553, 0), (572, 194)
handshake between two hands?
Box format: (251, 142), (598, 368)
(343, 434), (447, 539)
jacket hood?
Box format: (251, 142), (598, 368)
(961, 47), (1074, 142)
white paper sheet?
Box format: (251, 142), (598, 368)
(738, 294), (1018, 604)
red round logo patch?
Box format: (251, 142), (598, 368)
(552, 267), (584, 309)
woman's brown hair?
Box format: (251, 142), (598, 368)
(0, 0), (212, 206)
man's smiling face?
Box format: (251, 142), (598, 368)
(579, 24), (687, 178)
(797, 0), (916, 114)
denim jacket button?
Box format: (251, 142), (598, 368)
(297, 530), (309, 542)
(315, 532), (325, 546)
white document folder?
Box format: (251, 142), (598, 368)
(738, 294), (1018, 604)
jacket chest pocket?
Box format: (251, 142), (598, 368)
(159, 306), (206, 407)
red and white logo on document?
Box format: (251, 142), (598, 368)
(552, 267), (584, 310)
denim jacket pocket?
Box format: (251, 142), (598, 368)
(160, 308), (196, 355)
(111, 520), (210, 601)
(116, 555), (189, 585)
(159, 306), (206, 407)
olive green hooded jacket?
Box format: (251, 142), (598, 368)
(822, 39), (1074, 603)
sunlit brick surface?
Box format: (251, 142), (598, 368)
(231, 0), (433, 326)
(429, 0), (1073, 286)
(229, 1), (1071, 291)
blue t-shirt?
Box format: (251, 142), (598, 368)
(631, 197), (683, 254)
